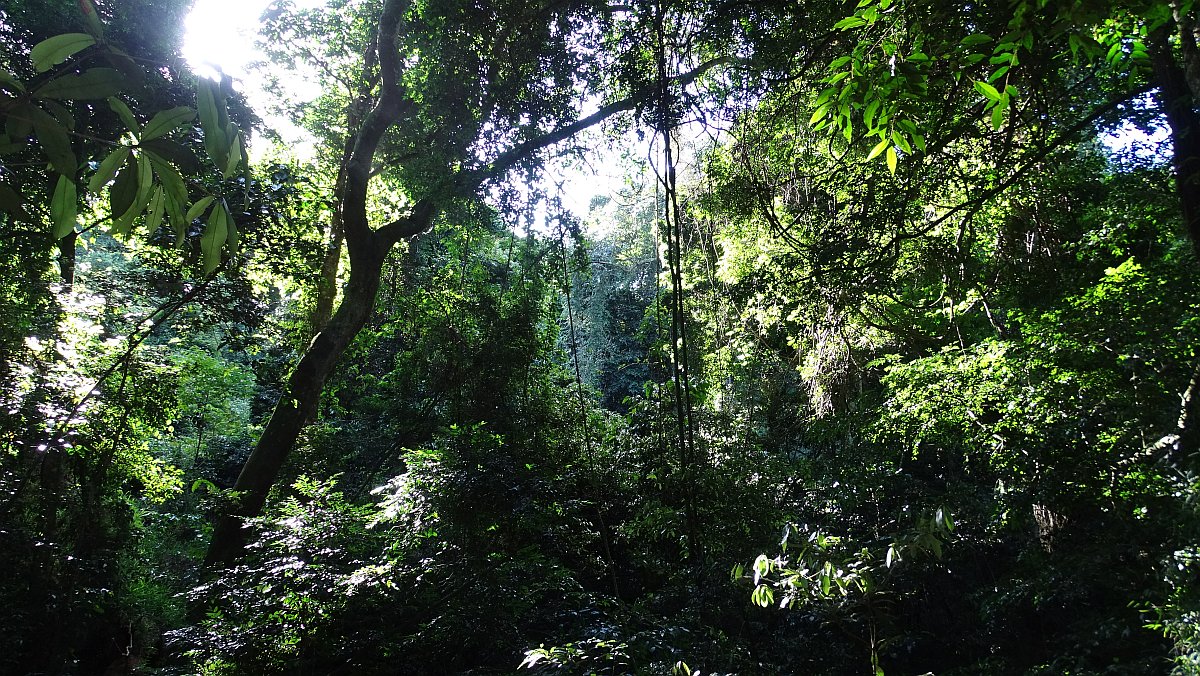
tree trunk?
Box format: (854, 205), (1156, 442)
(204, 240), (387, 568)
(310, 222), (344, 336)
(1150, 26), (1200, 259)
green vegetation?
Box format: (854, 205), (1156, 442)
(2, 0), (1200, 673)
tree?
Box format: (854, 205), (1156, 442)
(203, 0), (729, 566)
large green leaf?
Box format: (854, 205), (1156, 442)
(185, 195), (216, 223)
(143, 186), (165, 236)
(196, 79), (228, 169)
(141, 139), (199, 172)
(141, 107), (196, 141)
(36, 68), (123, 100)
(88, 145), (130, 193)
(41, 100), (75, 130)
(78, 0), (105, 38)
(30, 106), (76, 175)
(4, 102), (33, 141)
(133, 150), (154, 211)
(163, 191), (186, 246)
(222, 130), (243, 178)
(201, 200), (228, 273)
(0, 69), (26, 93)
(110, 153), (139, 218)
(30, 33), (96, 73)
(107, 97), (140, 136)
(50, 175), (77, 239)
(148, 154), (188, 206)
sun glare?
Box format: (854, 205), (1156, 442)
(182, 0), (272, 80)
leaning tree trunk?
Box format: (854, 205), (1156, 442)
(204, 242), (386, 567)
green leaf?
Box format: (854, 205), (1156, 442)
(30, 106), (76, 175)
(867, 138), (889, 161)
(141, 138), (199, 172)
(185, 196), (216, 223)
(864, 99), (881, 130)
(148, 154), (188, 206)
(164, 191), (186, 246)
(960, 34), (993, 47)
(201, 200), (228, 273)
(134, 150), (154, 211)
(973, 80), (1001, 101)
(222, 130), (243, 178)
(886, 146), (898, 174)
(0, 70), (26, 93)
(110, 153), (138, 218)
(991, 104), (1004, 130)
(78, 0), (106, 38)
(30, 33), (96, 73)
(108, 97), (140, 136)
(88, 145), (130, 193)
(50, 174), (77, 239)
(143, 186), (165, 236)
(141, 107), (196, 141)
(196, 79), (228, 168)
(751, 584), (774, 607)
(110, 206), (136, 237)
(829, 55), (852, 70)
(4, 102), (33, 142)
(833, 16), (866, 31)
(42, 100), (75, 131)
(809, 103), (832, 126)
(36, 68), (123, 100)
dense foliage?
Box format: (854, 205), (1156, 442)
(2, 0), (1200, 674)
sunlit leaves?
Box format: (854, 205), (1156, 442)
(3, 17), (246, 274)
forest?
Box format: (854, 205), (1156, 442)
(2, 0), (1200, 673)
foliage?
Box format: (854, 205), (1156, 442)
(2, 0), (1200, 674)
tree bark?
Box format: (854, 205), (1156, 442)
(205, 242), (386, 567)
(310, 221), (344, 336)
(1150, 26), (1200, 259)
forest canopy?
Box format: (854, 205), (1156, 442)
(1, 0), (1199, 674)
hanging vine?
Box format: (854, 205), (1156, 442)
(653, 0), (702, 565)
(552, 195), (622, 599)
